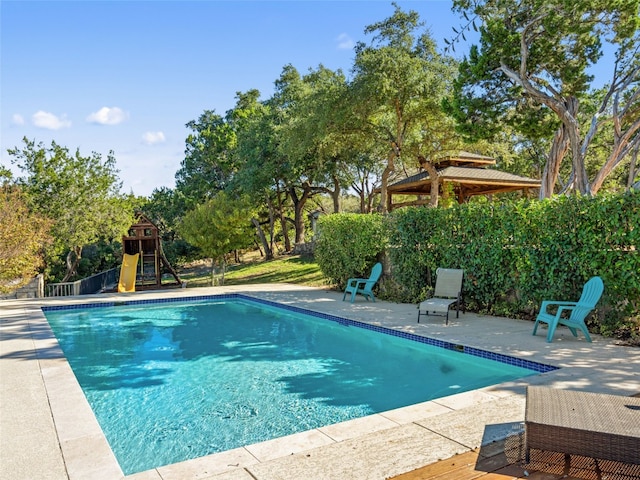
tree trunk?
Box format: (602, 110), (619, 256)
(253, 239), (264, 257)
(275, 188), (291, 252)
(591, 122), (640, 194)
(289, 184), (313, 245)
(359, 182), (366, 213)
(331, 174), (341, 213)
(540, 124), (570, 198)
(352, 177), (367, 213)
(381, 144), (399, 214)
(62, 246), (82, 282)
(565, 96), (591, 195)
(266, 195), (277, 255)
(209, 258), (216, 286)
(626, 144), (639, 191)
(500, 63), (590, 195)
(252, 217), (273, 260)
(590, 65), (640, 193)
(420, 158), (440, 207)
(219, 257), (226, 286)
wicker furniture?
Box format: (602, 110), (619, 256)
(525, 386), (640, 464)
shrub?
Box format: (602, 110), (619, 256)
(314, 191), (639, 337)
(386, 190), (640, 334)
(315, 213), (387, 288)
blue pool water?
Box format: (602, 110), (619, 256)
(44, 295), (551, 474)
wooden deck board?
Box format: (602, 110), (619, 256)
(388, 435), (640, 480)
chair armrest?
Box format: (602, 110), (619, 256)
(539, 300), (578, 312)
(553, 304), (578, 318)
(346, 277), (368, 288)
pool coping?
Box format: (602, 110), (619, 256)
(2, 284), (639, 480)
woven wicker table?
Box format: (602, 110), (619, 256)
(525, 386), (640, 464)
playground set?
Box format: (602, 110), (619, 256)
(117, 213), (182, 292)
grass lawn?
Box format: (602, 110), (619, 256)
(178, 254), (329, 289)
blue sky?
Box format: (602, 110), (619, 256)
(1, 0), (475, 196)
(0, 1), (613, 197)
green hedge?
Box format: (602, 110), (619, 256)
(389, 191), (639, 335)
(315, 213), (387, 289)
(316, 191), (639, 337)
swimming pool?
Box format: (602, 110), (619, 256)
(43, 294), (555, 475)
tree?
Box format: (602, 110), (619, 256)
(0, 165), (12, 181)
(176, 110), (237, 208)
(348, 3), (459, 212)
(267, 64), (328, 244)
(449, 0), (640, 197)
(281, 64), (383, 214)
(140, 187), (199, 265)
(0, 186), (52, 292)
(7, 138), (134, 281)
(231, 67), (332, 248)
(178, 192), (256, 285)
(228, 90), (289, 257)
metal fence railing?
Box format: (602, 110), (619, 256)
(79, 268), (118, 295)
(45, 268), (118, 297)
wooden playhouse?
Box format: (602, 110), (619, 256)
(121, 213), (182, 290)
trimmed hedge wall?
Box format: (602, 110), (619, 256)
(314, 213), (387, 289)
(315, 191), (639, 337)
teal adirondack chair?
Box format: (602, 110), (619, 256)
(342, 263), (383, 303)
(532, 276), (604, 343)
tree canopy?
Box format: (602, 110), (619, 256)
(176, 110), (237, 208)
(0, 186), (52, 292)
(7, 138), (134, 281)
(349, 3), (459, 212)
(447, 0), (640, 196)
(178, 192), (256, 284)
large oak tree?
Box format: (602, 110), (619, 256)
(448, 0), (640, 196)
(349, 3), (458, 212)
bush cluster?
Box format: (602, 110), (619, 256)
(314, 213), (387, 289)
(315, 191), (640, 338)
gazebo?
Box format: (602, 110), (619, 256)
(384, 152), (541, 210)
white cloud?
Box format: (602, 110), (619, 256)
(141, 131), (166, 145)
(12, 114), (25, 125)
(32, 111), (71, 130)
(86, 106), (128, 125)
(336, 33), (355, 50)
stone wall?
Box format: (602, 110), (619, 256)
(0, 274), (44, 300)
(292, 241), (315, 257)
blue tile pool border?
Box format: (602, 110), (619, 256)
(42, 293), (558, 374)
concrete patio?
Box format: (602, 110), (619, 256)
(1, 284), (639, 480)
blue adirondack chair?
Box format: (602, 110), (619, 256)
(532, 276), (604, 343)
(342, 262), (383, 303)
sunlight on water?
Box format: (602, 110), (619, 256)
(45, 299), (535, 474)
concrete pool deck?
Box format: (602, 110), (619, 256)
(1, 283), (639, 480)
